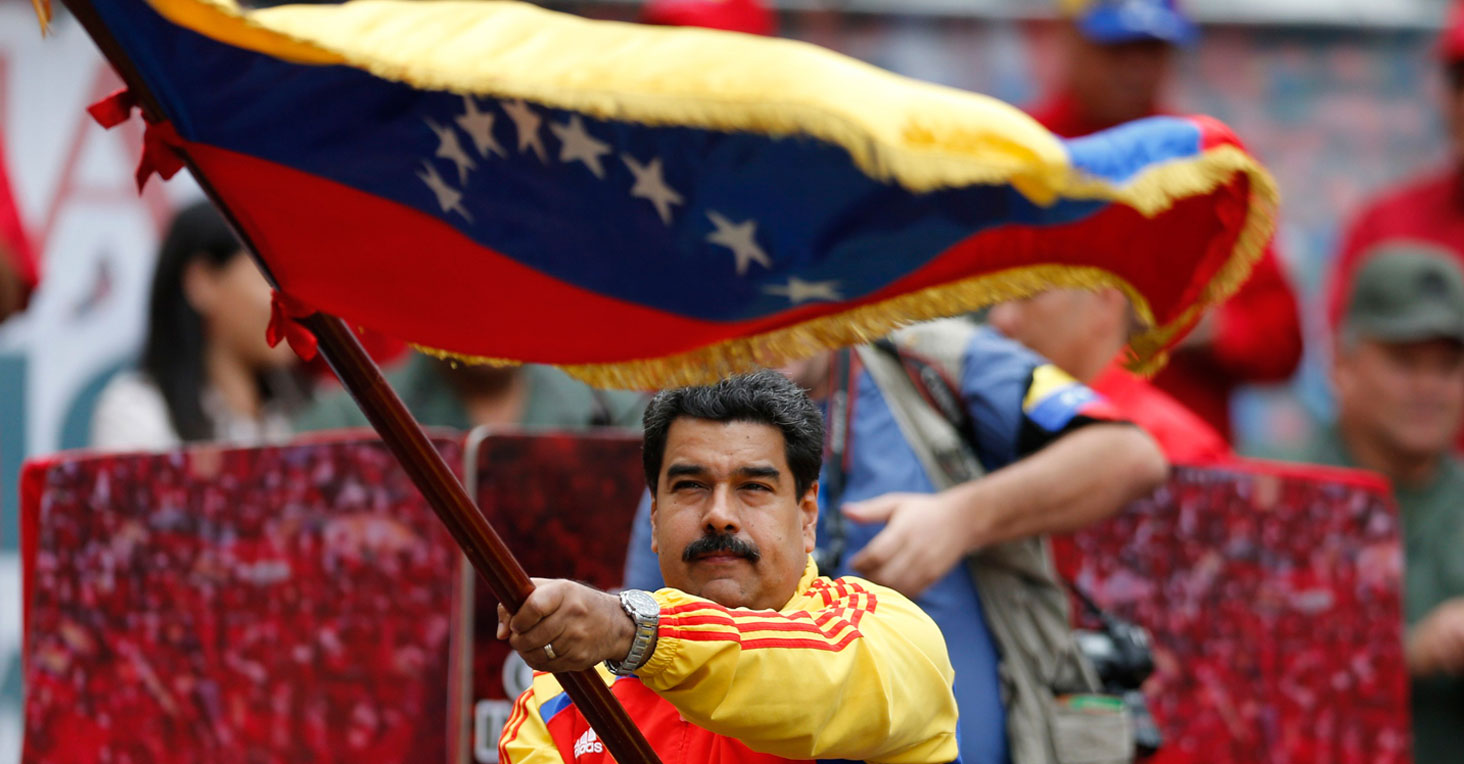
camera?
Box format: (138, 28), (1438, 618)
(1075, 617), (1163, 758)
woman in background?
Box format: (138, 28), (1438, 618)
(91, 200), (307, 450)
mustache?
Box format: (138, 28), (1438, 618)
(682, 532), (762, 563)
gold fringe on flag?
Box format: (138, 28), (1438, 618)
(31, 0), (51, 35)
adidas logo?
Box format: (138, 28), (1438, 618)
(573, 727), (604, 758)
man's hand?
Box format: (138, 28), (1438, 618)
(841, 424), (1165, 600)
(844, 492), (970, 599)
(496, 578), (635, 673)
(1407, 598), (1464, 677)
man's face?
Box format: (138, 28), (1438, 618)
(1065, 31), (1172, 128)
(650, 417), (818, 611)
(1334, 337), (1464, 460)
(988, 289), (1105, 380)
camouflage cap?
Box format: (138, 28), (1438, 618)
(1343, 242), (1464, 344)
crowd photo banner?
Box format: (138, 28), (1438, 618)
(462, 431), (646, 764)
(20, 437), (1408, 764)
(1066, 462), (1409, 764)
(20, 437), (467, 764)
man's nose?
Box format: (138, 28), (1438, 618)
(701, 485), (741, 534)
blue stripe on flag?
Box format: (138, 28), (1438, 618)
(1064, 116), (1202, 184)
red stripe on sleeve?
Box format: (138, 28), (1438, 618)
(497, 690), (532, 762)
(662, 623), (862, 652)
(740, 631), (862, 652)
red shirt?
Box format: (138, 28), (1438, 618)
(1325, 167), (1464, 330)
(1028, 92), (1303, 442)
(1325, 166), (1464, 450)
(1091, 363), (1230, 465)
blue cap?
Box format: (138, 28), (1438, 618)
(1073, 0), (1198, 46)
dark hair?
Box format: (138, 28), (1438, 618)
(138, 201), (281, 442)
(642, 370), (824, 498)
(1448, 60), (1464, 93)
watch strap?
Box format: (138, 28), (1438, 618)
(606, 589), (659, 676)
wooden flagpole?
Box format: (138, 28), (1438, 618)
(58, 2), (661, 761)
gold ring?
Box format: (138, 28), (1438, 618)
(544, 643), (557, 660)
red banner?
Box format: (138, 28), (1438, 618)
(20, 439), (1408, 763)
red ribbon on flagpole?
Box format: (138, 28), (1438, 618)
(267, 290), (321, 361)
(87, 87), (187, 190)
(86, 88), (136, 127)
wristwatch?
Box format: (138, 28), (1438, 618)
(606, 589), (659, 676)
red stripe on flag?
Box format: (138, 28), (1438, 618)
(183, 142), (1249, 369)
(186, 143), (724, 363)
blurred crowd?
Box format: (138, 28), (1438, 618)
(9, 0), (1464, 762)
(23, 444), (463, 762)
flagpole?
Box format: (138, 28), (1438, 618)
(57, 2), (662, 762)
(301, 316), (662, 764)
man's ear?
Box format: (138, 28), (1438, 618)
(799, 480), (819, 554)
(649, 493), (660, 555)
(1332, 338), (1355, 394)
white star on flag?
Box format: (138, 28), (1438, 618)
(706, 211), (772, 276)
(623, 154), (684, 225)
(550, 116), (613, 179)
(417, 160), (473, 223)
(502, 99), (548, 162)
(425, 118), (477, 185)
(455, 96), (506, 159)
(764, 277), (842, 304)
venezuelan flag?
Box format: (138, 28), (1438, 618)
(55, 0), (1276, 388)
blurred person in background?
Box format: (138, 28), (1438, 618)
(1327, 1), (1464, 453)
(989, 286), (1224, 588)
(640, 0), (774, 35)
(1027, 0), (1303, 443)
(0, 132), (40, 322)
(91, 201), (308, 450)
(294, 353), (645, 433)
(989, 286), (1228, 464)
(1286, 244), (1464, 764)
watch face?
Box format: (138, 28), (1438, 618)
(623, 590), (659, 620)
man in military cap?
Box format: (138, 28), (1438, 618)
(1292, 242), (1464, 764)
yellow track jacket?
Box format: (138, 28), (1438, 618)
(499, 557), (959, 763)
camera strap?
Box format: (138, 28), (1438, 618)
(815, 348), (858, 573)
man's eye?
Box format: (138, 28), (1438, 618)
(740, 483), (772, 492)
(672, 480), (705, 491)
